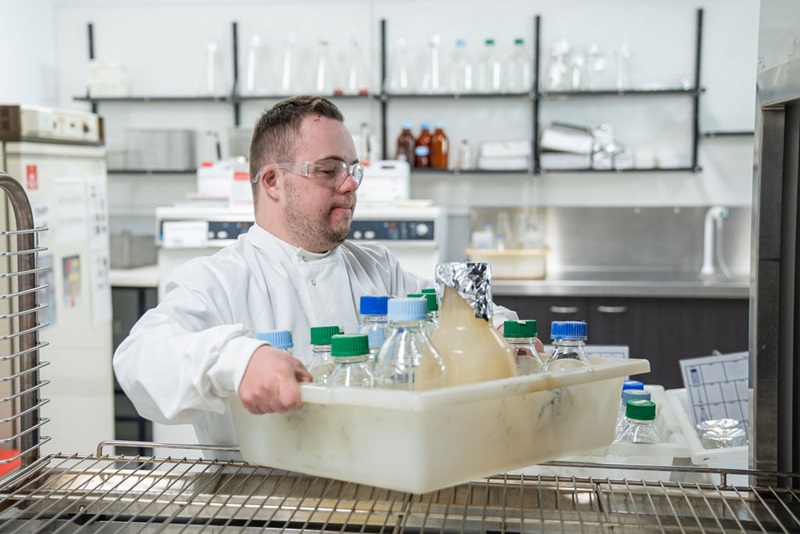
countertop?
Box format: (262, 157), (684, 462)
(492, 271), (751, 299)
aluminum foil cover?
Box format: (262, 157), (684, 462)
(434, 262), (493, 320)
(696, 418), (748, 449)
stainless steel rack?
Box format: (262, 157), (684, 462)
(1, 445), (799, 533)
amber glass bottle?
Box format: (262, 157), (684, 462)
(414, 122), (432, 168)
(395, 122), (416, 166)
(431, 123), (449, 169)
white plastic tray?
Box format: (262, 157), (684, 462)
(231, 357), (649, 494)
(509, 385), (692, 481)
(665, 388), (749, 467)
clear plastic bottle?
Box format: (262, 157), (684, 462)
(346, 36), (370, 95)
(506, 38), (532, 92)
(477, 38), (504, 93)
(617, 399), (660, 444)
(314, 38), (334, 95)
(449, 38), (474, 93)
(457, 139), (474, 170)
(327, 334), (374, 388)
(614, 388), (651, 440)
(388, 36), (412, 93)
(243, 34), (262, 95)
(255, 330), (293, 354)
(542, 321), (591, 372)
(503, 320), (544, 374)
(308, 325), (343, 384)
(357, 295), (391, 361)
(431, 123), (449, 169)
(395, 123), (416, 165)
(373, 297), (446, 390)
(280, 33), (297, 93)
(422, 34), (443, 93)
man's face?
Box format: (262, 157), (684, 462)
(280, 115), (359, 253)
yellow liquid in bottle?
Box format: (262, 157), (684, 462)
(431, 286), (518, 387)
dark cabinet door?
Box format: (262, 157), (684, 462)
(494, 296), (588, 341)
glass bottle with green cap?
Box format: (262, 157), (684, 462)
(503, 320), (544, 374)
(308, 325), (343, 384)
(617, 399), (660, 444)
(256, 330), (293, 355)
(327, 333), (374, 388)
(373, 297), (446, 390)
(614, 389), (652, 440)
(421, 288), (439, 332)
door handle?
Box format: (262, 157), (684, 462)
(550, 306), (579, 314)
(596, 305), (628, 314)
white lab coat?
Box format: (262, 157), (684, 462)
(113, 223), (517, 448)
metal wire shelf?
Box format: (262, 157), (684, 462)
(0, 443), (798, 533)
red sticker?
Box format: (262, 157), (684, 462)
(25, 165), (38, 190)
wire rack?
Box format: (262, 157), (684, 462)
(0, 443), (798, 533)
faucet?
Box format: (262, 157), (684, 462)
(701, 205), (730, 277)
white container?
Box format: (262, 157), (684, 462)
(510, 385), (693, 481)
(466, 248), (548, 279)
(231, 357), (649, 494)
(666, 388), (749, 485)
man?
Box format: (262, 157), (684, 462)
(113, 95), (517, 449)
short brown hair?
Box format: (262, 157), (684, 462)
(249, 95), (344, 197)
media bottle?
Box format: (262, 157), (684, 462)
(256, 330), (293, 354)
(357, 295), (391, 361)
(614, 388), (651, 440)
(373, 298), (446, 390)
(307, 325), (343, 384)
(542, 321), (591, 371)
(616, 399), (660, 444)
(477, 38), (504, 92)
(449, 38), (474, 93)
(430, 263), (517, 387)
(420, 288), (439, 331)
(431, 123), (449, 169)
(327, 334), (374, 388)
(414, 123), (433, 168)
(503, 320), (544, 374)
(506, 38), (533, 92)
(395, 123), (416, 165)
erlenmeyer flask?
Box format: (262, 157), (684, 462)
(388, 36), (412, 93)
(347, 36), (370, 95)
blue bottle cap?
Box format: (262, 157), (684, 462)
(402, 122), (413, 130)
(360, 295), (390, 315)
(387, 297), (428, 321)
(622, 389), (651, 404)
(420, 122), (430, 130)
(456, 38), (467, 47)
(623, 380), (644, 391)
(550, 321), (587, 341)
(256, 329), (293, 350)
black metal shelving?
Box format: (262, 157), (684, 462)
(79, 10), (707, 176)
(107, 169), (197, 175)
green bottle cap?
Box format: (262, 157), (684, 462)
(503, 320), (537, 338)
(625, 399), (656, 420)
(331, 334), (370, 357)
(423, 293), (438, 312)
(310, 325), (342, 345)
(420, 288), (436, 294)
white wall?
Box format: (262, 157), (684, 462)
(6, 0), (761, 212)
(0, 0), (58, 106)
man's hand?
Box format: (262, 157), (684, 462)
(238, 345), (313, 414)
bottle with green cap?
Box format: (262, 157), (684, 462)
(617, 399), (660, 444)
(256, 330), (293, 354)
(503, 320), (544, 374)
(327, 334), (374, 388)
(373, 297), (446, 390)
(614, 388), (652, 440)
(308, 325), (343, 384)
(421, 288), (439, 331)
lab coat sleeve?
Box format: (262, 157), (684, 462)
(113, 266), (264, 425)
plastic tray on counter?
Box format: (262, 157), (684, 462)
(231, 357), (649, 494)
(509, 385), (692, 481)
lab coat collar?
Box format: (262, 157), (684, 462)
(246, 223), (336, 263)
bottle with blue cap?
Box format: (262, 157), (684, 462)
(614, 388), (652, 440)
(357, 295), (391, 360)
(256, 330), (293, 354)
(327, 334), (374, 388)
(542, 321), (591, 372)
(373, 297), (446, 390)
(308, 325), (343, 384)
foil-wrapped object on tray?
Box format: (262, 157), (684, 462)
(434, 262), (493, 320)
(696, 418), (748, 449)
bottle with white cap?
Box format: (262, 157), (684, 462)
(372, 297), (446, 390)
(542, 321), (591, 372)
(256, 330), (293, 355)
